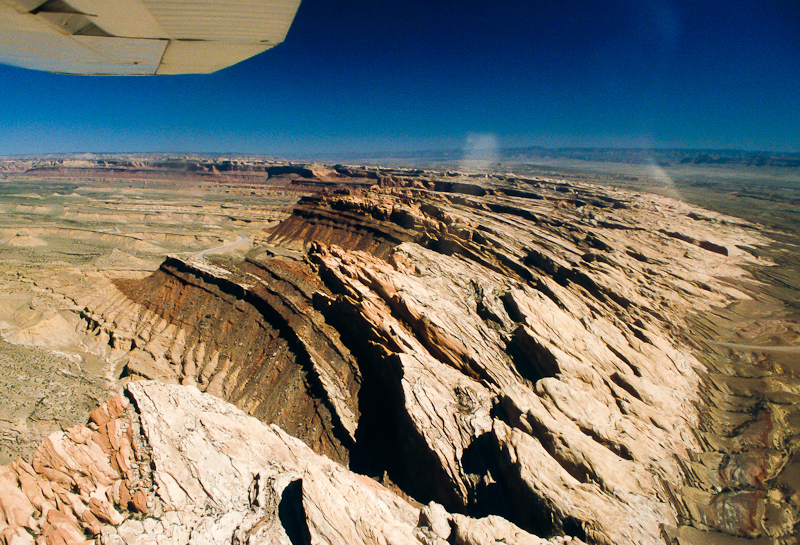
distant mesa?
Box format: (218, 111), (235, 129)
(0, 0), (303, 75)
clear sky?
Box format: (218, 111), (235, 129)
(1, 0), (798, 157)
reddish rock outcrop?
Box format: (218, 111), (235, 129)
(0, 382), (581, 545)
(79, 256), (361, 466)
(0, 394), (146, 545)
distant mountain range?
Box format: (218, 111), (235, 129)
(317, 147), (800, 168)
(504, 147), (800, 167)
(3, 148), (800, 168)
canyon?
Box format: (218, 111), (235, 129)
(0, 157), (797, 544)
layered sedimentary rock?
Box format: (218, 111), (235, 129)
(76, 256), (359, 466)
(57, 169), (798, 544)
(0, 381), (578, 545)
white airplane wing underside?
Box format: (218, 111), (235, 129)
(0, 0), (302, 75)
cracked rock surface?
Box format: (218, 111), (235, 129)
(3, 167), (797, 544)
(0, 381), (576, 545)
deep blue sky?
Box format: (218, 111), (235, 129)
(1, 0), (799, 157)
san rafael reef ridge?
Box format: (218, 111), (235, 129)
(0, 162), (798, 545)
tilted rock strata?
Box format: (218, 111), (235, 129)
(65, 172), (782, 543)
(272, 180), (765, 541)
(0, 382), (578, 545)
(75, 256), (359, 466)
(305, 240), (697, 543)
(0, 393), (140, 545)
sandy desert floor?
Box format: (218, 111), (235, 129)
(0, 164), (305, 462)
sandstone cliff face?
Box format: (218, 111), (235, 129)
(54, 170), (798, 544)
(0, 381), (579, 545)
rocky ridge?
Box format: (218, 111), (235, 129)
(3, 167), (797, 544)
(0, 381), (580, 545)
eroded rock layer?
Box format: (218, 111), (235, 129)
(81, 256), (360, 466)
(0, 382), (578, 545)
(64, 170), (798, 544)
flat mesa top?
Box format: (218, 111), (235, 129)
(0, 0), (303, 75)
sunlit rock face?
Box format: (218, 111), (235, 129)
(0, 382), (575, 545)
(5, 166), (796, 545)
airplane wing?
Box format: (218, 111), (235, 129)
(0, 0), (302, 75)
